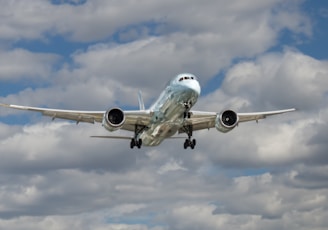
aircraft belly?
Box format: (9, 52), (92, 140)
(141, 123), (180, 146)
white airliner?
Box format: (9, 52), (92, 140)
(0, 73), (295, 149)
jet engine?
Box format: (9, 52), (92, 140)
(102, 108), (125, 132)
(215, 110), (239, 133)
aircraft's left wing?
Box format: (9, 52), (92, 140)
(237, 108), (296, 122)
(182, 108), (296, 132)
(0, 103), (153, 130)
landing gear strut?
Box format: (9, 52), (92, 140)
(182, 124), (196, 149)
(130, 125), (145, 149)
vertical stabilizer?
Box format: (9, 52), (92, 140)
(138, 91), (145, 110)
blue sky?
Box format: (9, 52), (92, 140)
(298, 0), (328, 59)
(0, 1), (328, 229)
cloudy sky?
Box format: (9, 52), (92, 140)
(0, 0), (327, 229)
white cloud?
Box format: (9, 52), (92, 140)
(221, 49), (328, 111)
(0, 0), (312, 110)
(157, 158), (187, 175)
(195, 49), (328, 169)
(0, 0), (310, 45)
(0, 49), (59, 80)
(2, 0), (308, 42)
(0, 115), (328, 229)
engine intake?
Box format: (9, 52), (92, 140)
(215, 110), (239, 133)
(102, 108), (125, 132)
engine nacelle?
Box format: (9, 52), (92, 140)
(215, 110), (239, 133)
(102, 107), (125, 132)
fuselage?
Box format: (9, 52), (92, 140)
(140, 73), (201, 146)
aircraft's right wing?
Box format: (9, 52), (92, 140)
(180, 108), (296, 132)
(0, 103), (153, 132)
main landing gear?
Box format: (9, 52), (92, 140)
(182, 124), (196, 149)
(130, 125), (145, 149)
(130, 138), (142, 149)
(184, 138), (196, 149)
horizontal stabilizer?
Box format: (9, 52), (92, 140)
(91, 135), (186, 140)
(90, 135), (132, 140)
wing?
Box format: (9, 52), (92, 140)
(180, 108), (296, 132)
(0, 103), (104, 123)
(0, 103), (152, 131)
(237, 108), (296, 122)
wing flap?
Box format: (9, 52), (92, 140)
(42, 111), (99, 124)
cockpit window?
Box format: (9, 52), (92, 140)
(178, 74), (197, 82)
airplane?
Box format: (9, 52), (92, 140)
(0, 73), (295, 149)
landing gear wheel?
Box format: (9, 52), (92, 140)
(184, 139), (188, 149)
(192, 139), (196, 146)
(130, 139), (135, 149)
(189, 139), (195, 149)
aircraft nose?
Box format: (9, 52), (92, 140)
(189, 80), (201, 95)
